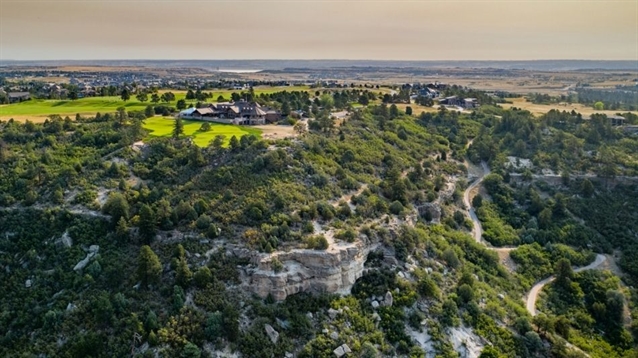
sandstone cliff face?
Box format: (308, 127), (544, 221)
(248, 240), (378, 301)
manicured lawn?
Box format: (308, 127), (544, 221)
(143, 117), (261, 147)
(0, 85), (310, 122)
(0, 96), (179, 121)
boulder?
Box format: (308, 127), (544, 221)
(25, 279), (32, 288)
(371, 300), (379, 309)
(330, 331), (339, 340)
(342, 344), (351, 354)
(328, 308), (340, 319)
(264, 324), (279, 344)
(383, 291), (393, 307)
(333, 346), (346, 357)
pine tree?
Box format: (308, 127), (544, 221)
(175, 257), (193, 288)
(138, 204), (156, 243)
(137, 245), (161, 288)
(115, 216), (129, 241)
(173, 117), (184, 138)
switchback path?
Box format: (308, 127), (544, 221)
(462, 159), (605, 316)
(462, 159), (606, 357)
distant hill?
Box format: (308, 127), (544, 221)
(1, 59), (636, 71)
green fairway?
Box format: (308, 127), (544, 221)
(0, 86), (311, 122)
(0, 96), (186, 121)
(143, 117), (261, 147)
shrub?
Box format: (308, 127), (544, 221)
(389, 200), (404, 215)
(306, 235), (329, 250)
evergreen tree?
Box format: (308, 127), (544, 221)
(138, 204), (157, 243)
(173, 117), (184, 138)
(115, 216), (129, 241)
(102, 192), (129, 225)
(145, 105), (155, 118)
(120, 88), (131, 101)
(137, 245), (162, 288)
(175, 258), (193, 288)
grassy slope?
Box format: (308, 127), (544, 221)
(143, 117), (261, 147)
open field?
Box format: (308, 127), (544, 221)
(0, 86), (311, 122)
(143, 117), (262, 147)
(0, 96), (183, 122)
(500, 97), (638, 117)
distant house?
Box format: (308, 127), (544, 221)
(609, 115), (625, 126)
(463, 98), (479, 109)
(180, 100), (266, 125)
(265, 110), (282, 123)
(438, 96), (479, 109)
(624, 125), (638, 135)
(418, 88), (439, 98)
(7, 92), (31, 103)
(438, 96), (461, 107)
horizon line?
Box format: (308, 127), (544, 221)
(1, 58), (637, 62)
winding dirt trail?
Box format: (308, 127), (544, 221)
(462, 159), (606, 317)
(525, 254), (606, 316)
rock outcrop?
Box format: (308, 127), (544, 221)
(264, 324), (279, 344)
(249, 239), (377, 301)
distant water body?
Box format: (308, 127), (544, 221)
(215, 69), (262, 73)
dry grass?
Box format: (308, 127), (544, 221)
(501, 97), (638, 117)
(394, 103), (438, 115)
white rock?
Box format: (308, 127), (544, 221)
(497, 294), (505, 300)
(322, 328), (330, 334)
(398, 271), (405, 278)
(371, 300), (379, 309)
(342, 344), (351, 354)
(264, 324), (279, 344)
(73, 252), (97, 271)
(383, 291), (393, 307)
(66, 303), (77, 312)
(372, 312), (381, 321)
(25, 279), (32, 288)
(330, 331), (339, 340)
(285, 353), (293, 358)
(328, 308), (340, 319)
(306, 312), (314, 319)
(88, 245), (99, 253)
(58, 231), (73, 248)
(333, 346), (346, 357)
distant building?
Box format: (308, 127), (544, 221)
(438, 96), (479, 109)
(418, 88), (439, 98)
(181, 100), (267, 125)
(7, 92), (31, 103)
(609, 115), (625, 126)
(463, 98), (479, 109)
(624, 125), (638, 135)
(438, 96), (461, 107)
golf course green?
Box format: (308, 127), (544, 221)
(143, 117), (262, 147)
(0, 86), (310, 122)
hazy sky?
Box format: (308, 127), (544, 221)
(1, 0), (636, 60)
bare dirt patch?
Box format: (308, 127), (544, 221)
(253, 124), (297, 140)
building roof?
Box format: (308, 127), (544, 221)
(8, 92), (30, 98)
(192, 107), (214, 115)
